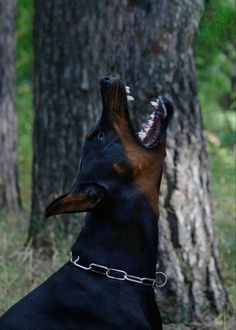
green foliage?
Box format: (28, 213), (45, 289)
(16, 0), (33, 83)
(196, 0), (235, 67)
(196, 0), (235, 313)
(196, 0), (235, 123)
(16, 0), (34, 207)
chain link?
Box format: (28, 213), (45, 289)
(70, 252), (167, 289)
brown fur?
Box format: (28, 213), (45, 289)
(112, 114), (165, 215)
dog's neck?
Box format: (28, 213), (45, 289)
(72, 186), (159, 278)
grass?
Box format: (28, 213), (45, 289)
(0, 212), (69, 314)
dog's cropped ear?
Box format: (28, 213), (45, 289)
(45, 184), (107, 218)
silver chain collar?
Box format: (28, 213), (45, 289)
(70, 252), (167, 289)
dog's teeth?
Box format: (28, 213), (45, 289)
(127, 95), (134, 101)
(138, 131), (146, 141)
(150, 101), (158, 107)
(144, 125), (150, 133)
(150, 113), (155, 119)
(148, 119), (153, 126)
(126, 87), (131, 94)
(159, 96), (167, 117)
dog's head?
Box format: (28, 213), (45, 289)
(45, 76), (173, 217)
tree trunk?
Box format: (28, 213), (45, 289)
(30, 0), (94, 245)
(0, 0), (20, 210)
(31, 0), (227, 321)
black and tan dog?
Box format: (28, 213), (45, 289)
(0, 76), (173, 329)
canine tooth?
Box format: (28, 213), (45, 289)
(150, 101), (158, 107)
(150, 113), (155, 119)
(138, 131), (146, 140)
(126, 87), (130, 94)
(127, 95), (134, 101)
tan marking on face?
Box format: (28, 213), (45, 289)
(112, 163), (129, 178)
(47, 192), (99, 217)
(53, 193), (88, 213)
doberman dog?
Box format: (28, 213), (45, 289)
(0, 76), (173, 330)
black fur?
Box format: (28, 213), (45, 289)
(0, 76), (173, 329)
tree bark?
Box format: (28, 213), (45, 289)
(30, 0), (97, 245)
(0, 0), (20, 210)
(31, 0), (228, 321)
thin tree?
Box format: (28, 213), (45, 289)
(31, 0), (227, 321)
(0, 0), (20, 210)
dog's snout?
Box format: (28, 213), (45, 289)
(100, 76), (112, 88)
(100, 76), (121, 89)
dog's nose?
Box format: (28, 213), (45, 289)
(100, 76), (112, 88)
(100, 76), (120, 89)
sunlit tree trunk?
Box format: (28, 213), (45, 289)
(31, 0), (227, 321)
(0, 0), (20, 210)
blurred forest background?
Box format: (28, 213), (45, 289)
(0, 0), (235, 329)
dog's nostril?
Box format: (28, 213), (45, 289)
(100, 76), (112, 88)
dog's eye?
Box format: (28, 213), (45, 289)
(98, 131), (105, 141)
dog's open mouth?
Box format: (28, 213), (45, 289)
(126, 86), (170, 149)
(100, 77), (172, 149)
